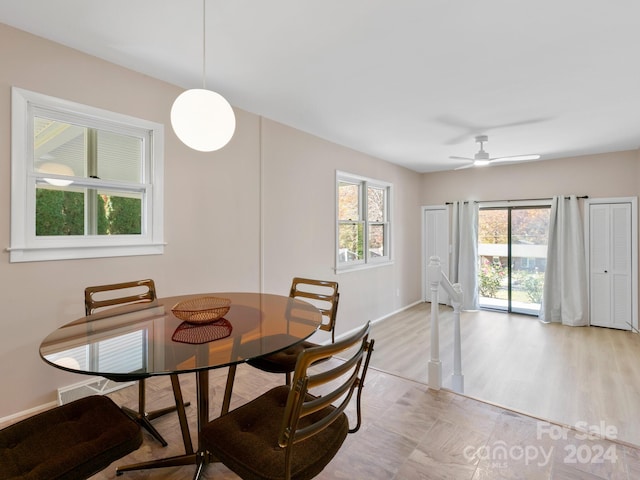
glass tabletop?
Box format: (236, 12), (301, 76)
(40, 292), (322, 379)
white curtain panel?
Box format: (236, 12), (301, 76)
(450, 201), (479, 310)
(540, 195), (589, 326)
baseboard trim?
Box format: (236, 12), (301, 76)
(0, 400), (58, 428)
(335, 299), (424, 343)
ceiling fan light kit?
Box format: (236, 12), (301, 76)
(450, 135), (540, 170)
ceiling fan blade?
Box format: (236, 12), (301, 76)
(490, 154), (541, 164)
(454, 163), (474, 170)
(449, 155), (474, 161)
(444, 132), (476, 145)
(437, 115), (552, 145)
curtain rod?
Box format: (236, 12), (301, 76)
(445, 195), (588, 205)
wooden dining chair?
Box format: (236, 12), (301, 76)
(198, 322), (374, 480)
(247, 277), (340, 385)
(84, 279), (189, 447)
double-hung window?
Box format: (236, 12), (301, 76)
(336, 171), (392, 270)
(10, 87), (164, 262)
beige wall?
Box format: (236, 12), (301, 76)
(421, 150), (640, 204)
(420, 149), (640, 334)
(3, 21), (638, 421)
(261, 120), (423, 332)
(0, 24), (423, 419)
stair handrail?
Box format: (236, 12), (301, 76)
(427, 255), (464, 393)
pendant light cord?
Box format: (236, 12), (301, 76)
(202, 0), (206, 89)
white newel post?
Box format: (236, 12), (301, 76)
(451, 283), (464, 393)
(428, 256), (442, 390)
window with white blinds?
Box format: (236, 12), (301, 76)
(10, 87), (165, 262)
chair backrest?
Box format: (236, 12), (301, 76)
(289, 277), (339, 342)
(278, 321), (374, 471)
(84, 279), (157, 316)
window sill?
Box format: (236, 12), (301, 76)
(7, 242), (166, 263)
(335, 260), (394, 274)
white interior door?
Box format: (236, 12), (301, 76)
(423, 206), (449, 304)
(589, 201), (634, 330)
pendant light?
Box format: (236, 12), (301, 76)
(39, 161), (74, 186)
(171, 0), (235, 152)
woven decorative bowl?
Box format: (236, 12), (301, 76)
(171, 296), (231, 324)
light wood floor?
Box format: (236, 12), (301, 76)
(6, 306), (640, 479)
(370, 302), (640, 448)
(88, 362), (640, 479)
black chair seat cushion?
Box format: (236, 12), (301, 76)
(200, 385), (348, 480)
(0, 395), (142, 480)
(247, 340), (318, 374)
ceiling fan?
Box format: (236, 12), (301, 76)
(450, 135), (540, 169)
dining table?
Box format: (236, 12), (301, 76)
(39, 291), (322, 476)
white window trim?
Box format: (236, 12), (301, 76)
(335, 170), (393, 273)
(8, 87), (165, 262)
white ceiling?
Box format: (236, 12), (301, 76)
(2, 0), (640, 173)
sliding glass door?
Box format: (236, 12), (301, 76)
(478, 205), (551, 315)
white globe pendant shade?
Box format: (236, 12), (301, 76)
(39, 162), (74, 186)
(170, 88), (236, 152)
